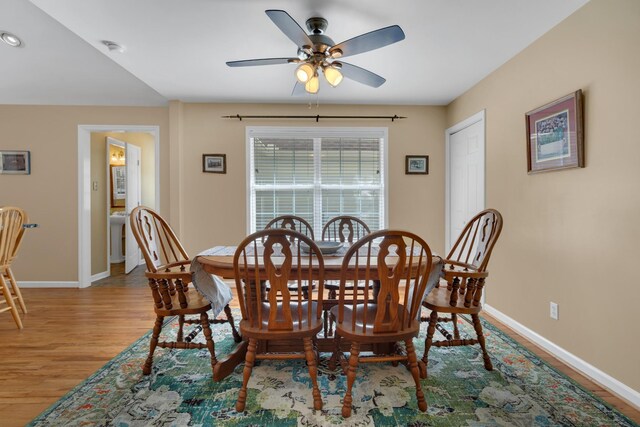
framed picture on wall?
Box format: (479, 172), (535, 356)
(0, 150), (30, 174)
(203, 154), (226, 174)
(526, 89), (584, 173)
(405, 155), (429, 174)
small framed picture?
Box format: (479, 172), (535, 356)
(526, 89), (584, 173)
(203, 154), (226, 174)
(0, 150), (31, 175)
(405, 155), (429, 175)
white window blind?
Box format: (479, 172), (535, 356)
(247, 127), (387, 236)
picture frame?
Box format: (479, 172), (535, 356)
(405, 155), (429, 175)
(0, 150), (30, 175)
(526, 89), (584, 173)
(203, 154), (226, 174)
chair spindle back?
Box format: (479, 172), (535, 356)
(337, 230), (433, 334)
(234, 229), (324, 331)
(322, 216), (370, 243)
(447, 209), (503, 272)
(130, 207), (189, 273)
(0, 207), (27, 269)
(264, 215), (315, 240)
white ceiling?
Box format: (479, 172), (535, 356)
(3, 0), (589, 106)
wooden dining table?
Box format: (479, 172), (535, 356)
(194, 245), (443, 381)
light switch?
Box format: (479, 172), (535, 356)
(92, 181), (98, 191)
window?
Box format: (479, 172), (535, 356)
(247, 127), (387, 236)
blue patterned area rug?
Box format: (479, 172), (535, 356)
(29, 312), (637, 426)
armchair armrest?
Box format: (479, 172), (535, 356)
(441, 260), (489, 308)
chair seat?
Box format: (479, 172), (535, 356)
(240, 301), (323, 338)
(422, 284), (482, 314)
(330, 304), (420, 343)
(154, 289), (212, 316)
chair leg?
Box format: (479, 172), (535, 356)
(471, 314), (493, 371)
(405, 339), (428, 412)
(327, 290), (336, 337)
(6, 268), (27, 314)
(303, 337), (323, 410)
(177, 315), (185, 342)
(200, 312), (218, 371)
(0, 274), (22, 329)
(143, 315), (163, 375)
(323, 309), (329, 338)
(342, 341), (360, 418)
(236, 338), (258, 412)
(328, 328), (341, 371)
(224, 304), (242, 343)
(421, 310), (438, 369)
(451, 313), (460, 340)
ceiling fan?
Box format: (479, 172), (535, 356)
(226, 10), (405, 95)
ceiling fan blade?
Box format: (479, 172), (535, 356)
(329, 25), (405, 58)
(226, 58), (297, 67)
(266, 9), (313, 49)
(338, 62), (386, 88)
(291, 82), (307, 96)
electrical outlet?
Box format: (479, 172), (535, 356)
(92, 181), (98, 191)
(550, 302), (559, 320)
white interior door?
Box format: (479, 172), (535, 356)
(447, 115), (485, 252)
(125, 144), (142, 273)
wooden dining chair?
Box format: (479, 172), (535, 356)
(233, 228), (325, 412)
(329, 230), (433, 418)
(264, 215), (315, 299)
(322, 215), (370, 244)
(0, 206), (29, 329)
(421, 209), (503, 376)
(264, 215), (315, 240)
(321, 215), (370, 336)
(130, 206), (240, 376)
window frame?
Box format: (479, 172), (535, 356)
(246, 126), (389, 236)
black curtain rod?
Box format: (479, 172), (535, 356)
(221, 114), (406, 122)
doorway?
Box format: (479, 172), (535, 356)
(106, 137), (142, 275)
(78, 125), (160, 288)
(445, 111), (486, 252)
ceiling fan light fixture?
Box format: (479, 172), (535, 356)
(295, 63), (315, 83)
(305, 74), (320, 94)
(323, 65), (343, 87)
(329, 48), (342, 59)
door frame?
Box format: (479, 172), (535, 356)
(77, 125), (160, 288)
(445, 110), (486, 252)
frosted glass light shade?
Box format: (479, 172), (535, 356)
(324, 66), (343, 87)
(295, 63), (315, 83)
(305, 75), (319, 94)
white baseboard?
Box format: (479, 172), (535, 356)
(91, 271), (110, 282)
(484, 304), (640, 410)
(17, 281), (80, 288)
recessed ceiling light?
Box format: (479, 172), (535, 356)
(0, 31), (22, 47)
(101, 40), (126, 53)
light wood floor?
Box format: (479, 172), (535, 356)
(0, 269), (638, 426)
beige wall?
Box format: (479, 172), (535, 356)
(172, 103), (447, 256)
(90, 132), (157, 276)
(0, 105), (169, 282)
(447, 0), (640, 390)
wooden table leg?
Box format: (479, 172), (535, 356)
(213, 340), (248, 381)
